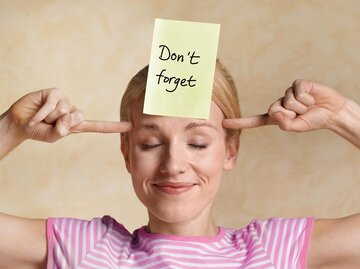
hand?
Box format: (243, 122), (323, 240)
(223, 80), (348, 132)
(6, 88), (132, 143)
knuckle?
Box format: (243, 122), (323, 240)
(49, 88), (64, 99)
(72, 110), (84, 123)
(56, 127), (68, 137)
(293, 79), (304, 87)
(283, 99), (294, 110)
(296, 91), (306, 99)
(279, 121), (292, 131)
(268, 106), (275, 115)
(59, 107), (68, 115)
(59, 106), (69, 114)
(293, 79), (313, 90)
(51, 87), (62, 93)
(285, 87), (293, 95)
(268, 105), (279, 116)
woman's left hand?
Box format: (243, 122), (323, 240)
(223, 79), (348, 132)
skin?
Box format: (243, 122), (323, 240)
(121, 98), (238, 236)
(0, 80), (359, 268)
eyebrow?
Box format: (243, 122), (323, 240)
(136, 122), (219, 132)
(184, 122), (218, 131)
(136, 124), (160, 131)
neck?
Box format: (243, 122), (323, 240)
(147, 208), (218, 237)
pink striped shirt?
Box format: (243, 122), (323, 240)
(46, 216), (314, 269)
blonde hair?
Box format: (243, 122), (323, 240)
(120, 59), (241, 137)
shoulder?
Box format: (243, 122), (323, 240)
(48, 215), (132, 240)
(232, 217), (314, 238)
(228, 217), (314, 268)
(47, 215), (133, 268)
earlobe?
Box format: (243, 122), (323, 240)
(223, 134), (240, 170)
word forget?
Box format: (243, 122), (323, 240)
(156, 45), (200, 92)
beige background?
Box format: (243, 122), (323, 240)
(0, 0), (359, 232)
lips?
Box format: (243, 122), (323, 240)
(153, 182), (196, 195)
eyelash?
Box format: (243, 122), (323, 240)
(140, 143), (161, 151)
(189, 144), (208, 150)
(140, 143), (208, 151)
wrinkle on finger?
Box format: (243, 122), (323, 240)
(53, 113), (71, 137)
(292, 80), (316, 106)
(283, 89), (309, 115)
(44, 99), (71, 124)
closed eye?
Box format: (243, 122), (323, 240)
(189, 144), (208, 150)
(140, 143), (162, 151)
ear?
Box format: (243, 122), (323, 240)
(223, 134), (240, 170)
(120, 134), (131, 173)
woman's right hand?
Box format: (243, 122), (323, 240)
(6, 88), (132, 143)
(7, 88), (83, 143)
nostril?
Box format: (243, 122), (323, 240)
(159, 164), (167, 173)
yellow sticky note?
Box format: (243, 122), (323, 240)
(144, 18), (220, 119)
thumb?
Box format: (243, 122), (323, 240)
(271, 111), (309, 132)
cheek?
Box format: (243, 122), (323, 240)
(129, 147), (160, 178)
(192, 143), (227, 177)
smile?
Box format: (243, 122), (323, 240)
(153, 182), (196, 195)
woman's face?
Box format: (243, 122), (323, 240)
(122, 98), (238, 225)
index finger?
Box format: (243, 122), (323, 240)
(222, 114), (276, 130)
(71, 120), (132, 133)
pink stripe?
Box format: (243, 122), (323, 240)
(46, 218), (54, 269)
(278, 218), (289, 268)
(139, 226), (226, 243)
(78, 220), (85, 264)
(47, 216), (313, 269)
(300, 218), (314, 269)
(69, 219), (76, 268)
(287, 218), (302, 267)
(86, 220), (91, 255)
(268, 218), (280, 262)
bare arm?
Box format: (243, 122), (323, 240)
(328, 98), (360, 148)
(308, 215), (360, 269)
(0, 214), (47, 269)
(0, 88), (132, 268)
(223, 80), (360, 268)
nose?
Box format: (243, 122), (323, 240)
(160, 142), (187, 175)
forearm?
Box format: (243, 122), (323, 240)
(0, 111), (25, 159)
(329, 99), (360, 148)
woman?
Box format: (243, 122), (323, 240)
(0, 61), (359, 269)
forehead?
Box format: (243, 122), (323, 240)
(130, 99), (225, 131)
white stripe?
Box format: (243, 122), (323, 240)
(284, 219), (297, 268)
(59, 219), (67, 269)
(51, 217), (311, 269)
(82, 220), (87, 263)
(74, 218), (80, 266)
(270, 219), (281, 262)
(264, 219), (274, 251)
(67, 218), (74, 268)
(277, 219), (289, 267)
